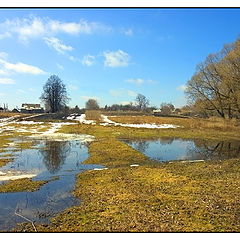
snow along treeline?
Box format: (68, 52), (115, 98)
(67, 114), (180, 129)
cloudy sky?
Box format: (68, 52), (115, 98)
(0, 8), (240, 110)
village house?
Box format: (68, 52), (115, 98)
(20, 103), (44, 113)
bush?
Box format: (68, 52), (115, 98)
(85, 110), (103, 122)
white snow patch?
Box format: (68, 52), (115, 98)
(7, 142), (15, 147)
(0, 115), (20, 122)
(41, 122), (76, 135)
(0, 173), (37, 181)
(30, 133), (95, 142)
(14, 121), (44, 125)
(67, 114), (180, 129)
(100, 115), (180, 129)
(0, 171), (6, 175)
(101, 115), (116, 124)
(74, 114), (96, 124)
(180, 160), (205, 163)
(66, 115), (76, 120)
(130, 164), (139, 167)
(93, 168), (108, 171)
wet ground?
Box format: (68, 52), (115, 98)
(0, 139), (103, 231)
(1, 134), (240, 231)
(123, 138), (240, 162)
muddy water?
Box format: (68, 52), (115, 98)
(123, 138), (240, 162)
(0, 139), (103, 231)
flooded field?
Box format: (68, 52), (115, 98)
(0, 138), (103, 231)
(1, 114), (240, 232)
(123, 138), (240, 162)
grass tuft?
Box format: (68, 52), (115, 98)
(0, 178), (47, 193)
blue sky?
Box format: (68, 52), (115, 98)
(0, 8), (240, 110)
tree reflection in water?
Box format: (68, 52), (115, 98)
(158, 138), (174, 145)
(124, 138), (240, 161)
(188, 139), (240, 160)
(135, 140), (150, 153)
(40, 141), (71, 173)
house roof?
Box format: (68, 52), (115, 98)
(21, 103), (43, 110)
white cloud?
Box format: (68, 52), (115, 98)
(17, 17), (45, 42)
(0, 92), (5, 96)
(120, 101), (132, 105)
(126, 78), (144, 85)
(0, 78), (15, 84)
(122, 28), (133, 36)
(147, 79), (157, 84)
(69, 56), (76, 61)
(0, 52), (8, 59)
(44, 37), (73, 54)
(69, 55), (81, 62)
(0, 32), (11, 40)
(17, 89), (25, 94)
(48, 19), (112, 35)
(177, 84), (187, 91)
(109, 89), (124, 97)
(49, 19), (92, 35)
(126, 78), (157, 85)
(127, 90), (137, 97)
(0, 16), (111, 42)
(68, 84), (78, 90)
(0, 59), (45, 75)
(103, 50), (130, 67)
(82, 55), (95, 66)
(80, 96), (99, 101)
(0, 69), (8, 75)
(56, 63), (64, 70)
(0, 59), (46, 75)
(109, 88), (136, 98)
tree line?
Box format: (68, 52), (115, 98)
(40, 75), (155, 113)
(39, 75), (185, 116)
(185, 37), (240, 119)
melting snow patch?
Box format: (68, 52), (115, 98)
(67, 114), (180, 129)
(130, 164), (139, 167)
(30, 133), (95, 143)
(100, 116), (180, 129)
(0, 116), (20, 122)
(101, 115), (116, 124)
(93, 168), (108, 171)
(14, 121), (44, 125)
(180, 160), (205, 163)
(41, 122), (77, 135)
(0, 171), (6, 176)
(0, 174), (37, 181)
(75, 114), (96, 124)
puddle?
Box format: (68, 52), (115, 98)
(123, 138), (240, 162)
(0, 138), (103, 231)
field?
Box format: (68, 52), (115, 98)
(1, 113), (240, 232)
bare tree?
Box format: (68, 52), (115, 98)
(135, 93), (149, 111)
(160, 103), (175, 115)
(85, 99), (99, 110)
(40, 75), (69, 113)
(185, 37), (240, 119)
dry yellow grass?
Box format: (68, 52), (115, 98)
(0, 112), (20, 118)
(85, 110), (103, 122)
(0, 112), (30, 119)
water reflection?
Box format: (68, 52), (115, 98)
(0, 139), (103, 231)
(40, 141), (70, 174)
(189, 139), (240, 160)
(132, 140), (150, 153)
(124, 138), (240, 162)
